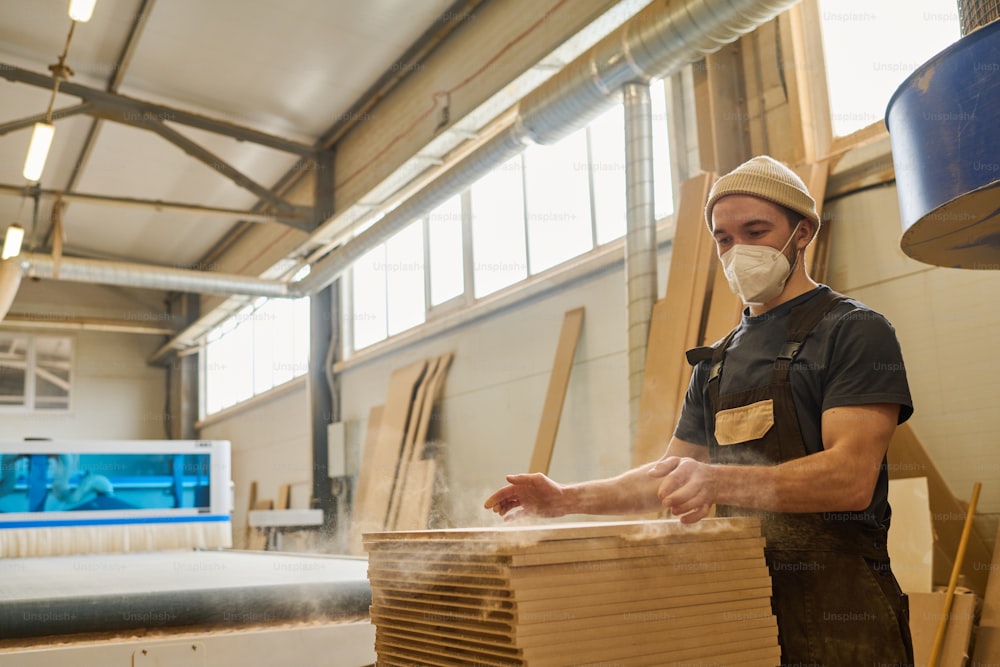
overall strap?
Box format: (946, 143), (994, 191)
(684, 326), (740, 414)
(773, 290), (850, 380)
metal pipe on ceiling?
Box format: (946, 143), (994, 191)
(8, 0), (799, 334)
(16, 253), (290, 299)
(293, 0), (798, 297)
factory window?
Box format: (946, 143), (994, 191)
(427, 195), (465, 306)
(0, 335), (73, 411)
(524, 127), (594, 274)
(203, 294), (310, 416)
(346, 83), (675, 355)
(589, 104), (628, 244)
(818, 0), (961, 137)
(385, 221), (427, 335)
(352, 244), (389, 349)
(470, 156), (529, 298)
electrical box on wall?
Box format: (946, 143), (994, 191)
(327, 422), (346, 478)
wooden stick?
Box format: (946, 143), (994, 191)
(928, 481), (982, 667)
(528, 307), (584, 474)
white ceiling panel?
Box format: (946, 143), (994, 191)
(0, 0), (459, 275)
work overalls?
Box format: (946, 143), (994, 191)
(685, 289), (914, 666)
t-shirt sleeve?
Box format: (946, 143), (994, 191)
(673, 363), (711, 445)
(822, 309), (914, 423)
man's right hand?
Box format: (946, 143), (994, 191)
(483, 473), (568, 521)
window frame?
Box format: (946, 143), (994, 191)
(0, 333), (74, 413)
(344, 85), (677, 359)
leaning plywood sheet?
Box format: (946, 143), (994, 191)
(385, 356), (441, 530)
(633, 173), (715, 467)
(886, 423), (992, 597)
(887, 476), (933, 593)
(365, 517), (779, 666)
(349, 360), (427, 555)
(529, 308), (584, 475)
(390, 353), (453, 530)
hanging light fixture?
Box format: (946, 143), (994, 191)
(21, 0), (96, 183)
(2, 224), (25, 260)
(22, 123), (56, 182)
(68, 0), (97, 22)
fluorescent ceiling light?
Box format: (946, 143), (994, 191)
(23, 122), (55, 182)
(68, 0), (97, 22)
(2, 224), (24, 260)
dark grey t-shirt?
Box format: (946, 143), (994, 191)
(673, 285), (913, 529)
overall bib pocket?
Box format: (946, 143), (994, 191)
(714, 398), (775, 445)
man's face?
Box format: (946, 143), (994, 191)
(710, 194), (802, 258)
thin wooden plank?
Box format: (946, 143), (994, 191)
(376, 634), (520, 666)
(372, 597), (773, 643)
(367, 569), (772, 603)
(370, 581), (771, 617)
(349, 360), (428, 554)
(348, 404), (383, 555)
(247, 497), (273, 551)
(243, 480), (258, 549)
(364, 524), (764, 558)
(520, 614), (776, 652)
(276, 483), (290, 511)
(513, 583), (774, 616)
(385, 357), (439, 531)
(372, 593), (769, 635)
(365, 515), (760, 546)
(632, 173), (715, 466)
(368, 536), (765, 571)
(385, 358), (440, 530)
(390, 353), (453, 530)
(521, 625), (777, 665)
(371, 605), (776, 652)
(412, 354), (452, 455)
(392, 453), (435, 532)
(528, 307), (584, 474)
(795, 161), (831, 283)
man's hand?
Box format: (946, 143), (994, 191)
(483, 473), (567, 521)
(648, 456), (716, 524)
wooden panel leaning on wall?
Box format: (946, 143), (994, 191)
(349, 353), (454, 553)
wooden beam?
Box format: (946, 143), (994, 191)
(632, 174), (714, 467)
(795, 161), (831, 284)
(528, 308), (585, 475)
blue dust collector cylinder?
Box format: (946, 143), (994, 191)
(885, 19), (1000, 269)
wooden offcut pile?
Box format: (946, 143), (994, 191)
(364, 517), (779, 666)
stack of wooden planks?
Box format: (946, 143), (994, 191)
(364, 517), (780, 666)
(349, 353), (453, 555)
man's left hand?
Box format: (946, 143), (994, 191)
(648, 456), (716, 523)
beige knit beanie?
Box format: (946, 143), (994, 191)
(704, 156), (820, 231)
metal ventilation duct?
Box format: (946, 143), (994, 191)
(7, 0), (799, 311)
(885, 18), (1000, 269)
(295, 0), (799, 296)
(16, 253), (291, 298)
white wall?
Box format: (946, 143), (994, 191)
(199, 379), (313, 548)
(0, 329), (167, 441)
(338, 249), (675, 530)
(825, 183), (1000, 523)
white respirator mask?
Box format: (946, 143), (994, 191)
(721, 221), (802, 305)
